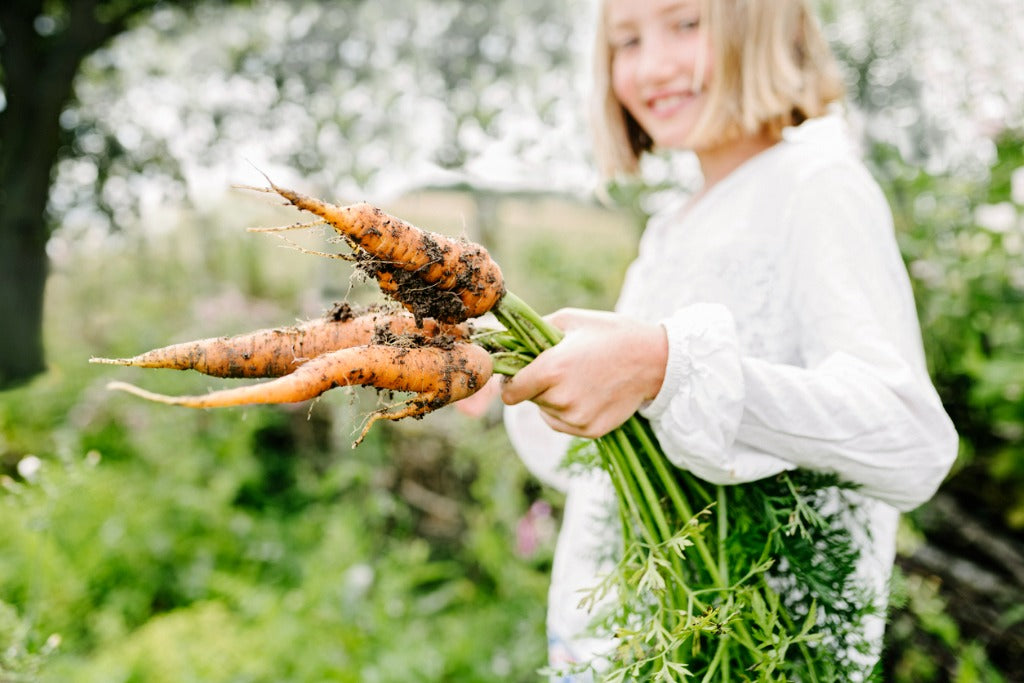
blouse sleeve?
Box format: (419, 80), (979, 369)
(640, 162), (959, 512)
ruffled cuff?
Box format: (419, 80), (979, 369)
(638, 303), (755, 482)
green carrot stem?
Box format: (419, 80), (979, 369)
(492, 291), (564, 352)
(716, 484), (731, 682)
(611, 430), (675, 546)
(799, 640), (822, 683)
(625, 417), (723, 585)
(625, 417), (764, 660)
(500, 313), (543, 356)
(700, 636), (726, 683)
(608, 432), (691, 613)
(501, 291), (564, 347)
(598, 438), (662, 551)
(490, 352), (533, 376)
(609, 434), (694, 639)
(594, 439), (641, 547)
(716, 486), (729, 586)
(777, 598), (822, 682)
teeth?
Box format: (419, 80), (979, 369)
(650, 94), (687, 112)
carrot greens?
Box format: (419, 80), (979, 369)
(486, 291), (877, 682)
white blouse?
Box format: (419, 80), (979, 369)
(504, 115), (959, 676)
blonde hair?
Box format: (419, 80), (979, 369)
(592, 0), (845, 177)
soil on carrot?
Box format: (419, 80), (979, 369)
(360, 320), (485, 412)
(427, 342), (486, 411)
(326, 301), (358, 322)
(347, 224), (503, 324)
(371, 323), (459, 351)
(357, 252), (469, 323)
(362, 340), (487, 430)
(251, 182), (504, 322)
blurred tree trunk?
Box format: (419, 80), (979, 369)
(1, 3), (80, 387)
(0, 0), (173, 388)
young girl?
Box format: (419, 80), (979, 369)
(492, 0), (957, 678)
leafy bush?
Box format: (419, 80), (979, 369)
(870, 131), (1024, 681)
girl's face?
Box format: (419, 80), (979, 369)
(606, 0), (712, 152)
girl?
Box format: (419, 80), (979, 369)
(490, 0), (957, 678)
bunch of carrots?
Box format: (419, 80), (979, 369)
(92, 179), (517, 444)
(93, 180), (864, 681)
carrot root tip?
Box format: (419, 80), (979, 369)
(230, 183), (273, 194)
(352, 400), (433, 448)
(246, 217), (328, 234)
(105, 381), (190, 406)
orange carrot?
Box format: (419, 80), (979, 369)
(257, 181), (505, 323)
(90, 307), (467, 379)
(107, 341), (493, 444)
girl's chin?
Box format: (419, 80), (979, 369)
(641, 118), (702, 150)
(647, 131), (695, 151)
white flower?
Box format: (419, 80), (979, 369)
(1011, 166), (1024, 206)
(344, 563), (374, 597)
(909, 259), (945, 287)
(975, 202), (1017, 233)
(16, 455), (42, 482)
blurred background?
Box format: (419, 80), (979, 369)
(0, 0), (1022, 680)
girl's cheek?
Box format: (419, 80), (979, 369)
(610, 61), (634, 108)
(697, 40), (714, 88)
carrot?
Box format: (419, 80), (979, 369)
(106, 341), (494, 445)
(253, 181), (505, 323)
(90, 306), (468, 379)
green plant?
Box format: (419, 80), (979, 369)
(482, 293), (875, 682)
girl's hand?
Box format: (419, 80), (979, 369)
(500, 309), (668, 439)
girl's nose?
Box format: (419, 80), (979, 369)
(635, 35), (682, 86)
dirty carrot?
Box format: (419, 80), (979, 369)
(251, 181), (505, 323)
(90, 307), (467, 379)
(106, 341), (493, 443)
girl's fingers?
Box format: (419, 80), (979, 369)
(536, 409), (584, 438)
(499, 358), (560, 407)
(498, 374), (531, 406)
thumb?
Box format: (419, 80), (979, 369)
(544, 307), (592, 333)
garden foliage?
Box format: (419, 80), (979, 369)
(1, 131), (1022, 680)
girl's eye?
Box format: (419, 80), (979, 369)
(675, 17), (700, 32)
(611, 35), (640, 52)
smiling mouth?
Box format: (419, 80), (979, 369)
(648, 93), (692, 115)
